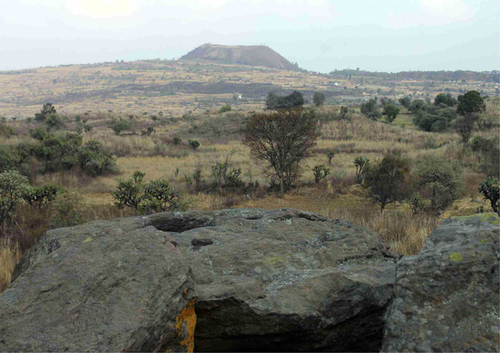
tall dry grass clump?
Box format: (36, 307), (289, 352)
(0, 239), (21, 293)
(322, 207), (439, 255)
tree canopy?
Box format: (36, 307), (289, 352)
(457, 90), (485, 116)
(243, 108), (318, 194)
(266, 91), (304, 110)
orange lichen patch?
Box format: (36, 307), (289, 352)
(174, 299), (197, 353)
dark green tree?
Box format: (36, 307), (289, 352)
(313, 92), (326, 107)
(35, 103), (56, 122)
(434, 93), (457, 107)
(383, 103), (400, 123)
(399, 96), (412, 108)
(363, 152), (411, 211)
(457, 91), (485, 116)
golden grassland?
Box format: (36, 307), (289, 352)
(0, 94), (498, 293)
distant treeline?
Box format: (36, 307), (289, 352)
(0, 69), (37, 75)
(327, 69), (499, 83)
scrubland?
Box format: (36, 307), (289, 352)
(0, 84), (498, 294)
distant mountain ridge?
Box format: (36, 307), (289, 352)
(180, 43), (299, 71)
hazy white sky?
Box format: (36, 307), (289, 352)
(0, 0), (498, 72)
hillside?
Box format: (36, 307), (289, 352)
(180, 43), (299, 71)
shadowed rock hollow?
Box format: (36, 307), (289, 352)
(151, 209), (397, 352)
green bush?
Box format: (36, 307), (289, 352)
(360, 99), (382, 120)
(479, 178), (499, 215)
(0, 170), (29, 226)
(383, 103), (400, 123)
(409, 192), (430, 214)
(45, 114), (65, 131)
(77, 141), (116, 176)
(312, 165), (330, 184)
(35, 103), (56, 122)
(363, 152), (410, 211)
(34, 133), (83, 173)
(219, 104), (232, 113)
(211, 159), (243, 190)
(413, 156), (463, 213)
(112, 171), (182, 214)
(29, 128), (48, 140)
(173, 137), (182, 145)
(22, 183), (60, 210)
(109, 118), (131, 135)
(189, 140), (200, 150)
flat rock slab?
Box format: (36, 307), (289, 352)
(382, 213), (500, 352)
(0, 217), (196, 352)
(147, 209), (397, 352)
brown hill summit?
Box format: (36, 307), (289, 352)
(180, 43), (299, 70)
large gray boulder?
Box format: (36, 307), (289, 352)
(0, 208), (397, 352)
(0, 217), (197, 352)
(382, 213), (500, 352)
(147, 208), (397, 352)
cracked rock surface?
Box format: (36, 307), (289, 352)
(159, 208), (397, 352)
(0, 217), (196, 352)
(381, 214), (500, 352)
(0, 208), (397, 352)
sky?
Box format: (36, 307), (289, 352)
(0, 0), (498, 72)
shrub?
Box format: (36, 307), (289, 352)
(34, 133), (83, 173)
(45, 114), (65, 131)
(266, 91), (304, 110)
(22, 183), (60, 210)
(313, 92), (326, 107)
(211, 159), (243, 190)
(312, 165), (330, 183)
(0, 123), (14, 138)
(0, 170), (29, 227)
(360, 99), (381, 120)
(454, 114), (476, 144)
(188, 140), (200, 150)
(434, 93), (457, 107)
(112, 171), (182, 214)
(141, 127), (155, 136)
(413, 156), (463, 213)
(29, 128), (47, 140)
(219, 104), (232, 113)
(383, 103), (400, 123)
(77, 141), (116, 176)
(34, 103), (56, 122)
(327, 151), (336, 164)
(109, 118), (130, 135)
(399, 96), (412, 108)
(409, 99), (425, 112)
(173, 137), (182, 145)
(479, 178), (499, 215)
(363, 152), (410, 211)
(354, 156), (370, 184)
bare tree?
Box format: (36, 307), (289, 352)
(243, 108), (318, 195)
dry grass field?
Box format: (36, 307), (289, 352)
(0, 61), (498, 293)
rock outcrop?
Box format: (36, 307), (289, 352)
(0, 209), (396, 352)
(382, 213), (500, 352)
(0, 217), (196, 352)
(148, 209), (397, 352)
(3, 208), (496, 352)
